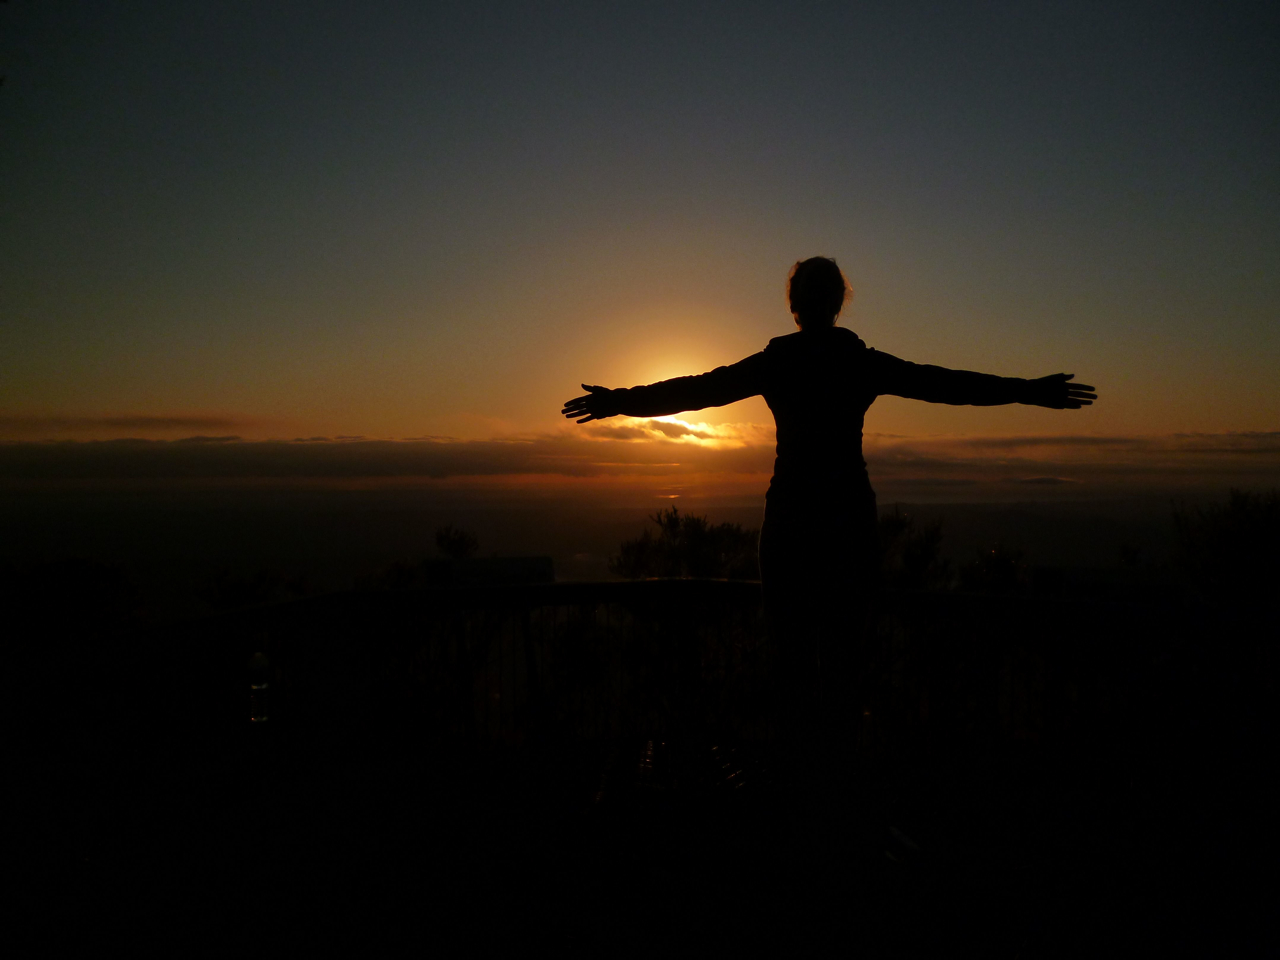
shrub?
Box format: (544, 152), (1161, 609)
(610, 507), (759, 580)
(1173, 488), (1280, 603)
(878, 507), (952, 591)
(436, 525), (479, 561)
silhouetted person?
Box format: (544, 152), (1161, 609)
(562, 257), (1096, 763)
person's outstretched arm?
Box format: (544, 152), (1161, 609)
(562, 352), (768, 423)
(869, 351), (1096, 409)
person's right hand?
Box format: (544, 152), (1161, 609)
(1021, 373), (1097, 409)
(561, 384), (621, 423)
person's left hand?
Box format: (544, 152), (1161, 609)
(561, 384), (621, 423)
(1021, 373), (1097, 409)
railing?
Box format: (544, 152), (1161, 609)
(159, 579), (1179, 758)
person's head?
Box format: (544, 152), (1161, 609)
(787, 257), (851, 329)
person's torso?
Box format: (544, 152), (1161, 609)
(761, 326), (878, 513)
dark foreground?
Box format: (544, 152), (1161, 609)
(20, 583), (1274, 954)
(30, 730), (1268, 954)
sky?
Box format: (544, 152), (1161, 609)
(1, 1), (1278, 499)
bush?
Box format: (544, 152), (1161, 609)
(611, 507), (760, 580)
(1174, 488), (1280, 603)
(436, 525), (479, 561)
(958, 543), (1030, 594)
(878, 507), (952, 591)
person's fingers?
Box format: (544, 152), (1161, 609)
(1033, 374), (1096, 411)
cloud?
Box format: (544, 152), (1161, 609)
(868, 431), (1280, 459)
(583, 417), (773, 446)
(0, 423), (1275, 497)
(945, 435), (1142, 450)
(0, 431), (773, 482)
(580, 424), (654, 441)
(0, 414), (255, 438)
(889, 478), (981, 487)
(863, 431), (1280, 494)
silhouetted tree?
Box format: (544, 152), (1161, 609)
(436, 525), (479, 561)
(959, 543), (1030, 594)
(878, 507), (951, 591)
(611, 507), (759, 579)
(1174, 488), (1280, 602)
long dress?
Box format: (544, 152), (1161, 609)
(609, 325), (1029, 745)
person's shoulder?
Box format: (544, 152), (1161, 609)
(764, 331), (802, 352)
(765, 326), (868, 353)
(833, 327), (868, 351)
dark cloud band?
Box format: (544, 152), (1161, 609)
(0, 415), (254, 436)
(0, 430), (1277, 492)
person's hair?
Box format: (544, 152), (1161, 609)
(787, 257), (851, 327)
